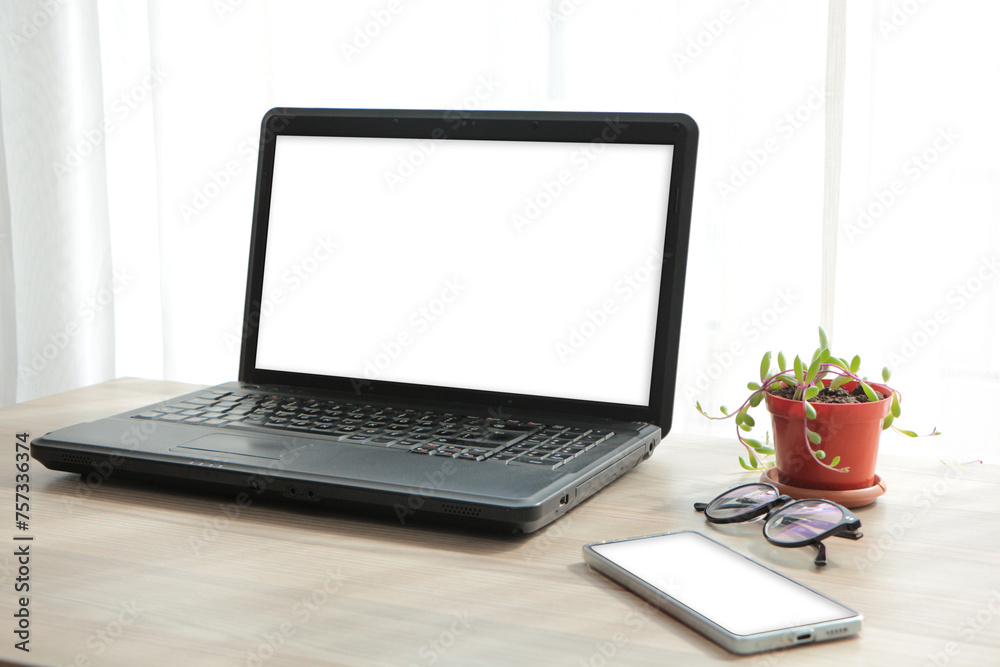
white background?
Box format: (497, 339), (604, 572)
(256, 135), (672, 405)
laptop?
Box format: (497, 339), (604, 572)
(32, 108), (698, 534)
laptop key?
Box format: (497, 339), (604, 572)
(132, 390), (613, 469)
(309, 423), (335, 431)
(509, 456), (553, 466)
(224, 420), (268, 431)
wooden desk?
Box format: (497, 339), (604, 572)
(1, 379), (998, 666)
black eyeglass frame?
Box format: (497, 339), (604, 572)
(693, 482), (863, 566)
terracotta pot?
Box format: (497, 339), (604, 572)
(765, 381), (892, 491)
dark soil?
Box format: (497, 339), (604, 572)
(768, 384), (885, 404)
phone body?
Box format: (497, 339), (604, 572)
(582, 530), (862, 655)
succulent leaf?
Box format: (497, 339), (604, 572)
(860, 381), (878, 402)
(830, 374), (851, 391)
(805, 357), (821, 384)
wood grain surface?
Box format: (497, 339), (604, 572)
(0, 378), (997, 666)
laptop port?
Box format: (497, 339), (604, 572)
(559, 494), (569, 506)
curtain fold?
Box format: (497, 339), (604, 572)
(0, 0), (114, 406)
(820, 0), (847, 333)
(0, 89), (14, 406)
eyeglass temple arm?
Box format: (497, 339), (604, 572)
(693, 502), (708, 512)
(812, 541), (828, 566)
(834, 528), (863, 540)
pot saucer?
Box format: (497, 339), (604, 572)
(759, 467), (886, 508)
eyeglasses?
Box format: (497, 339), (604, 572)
(694, 482), (863, 566)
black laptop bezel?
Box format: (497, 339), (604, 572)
(238, 108), (696, 430)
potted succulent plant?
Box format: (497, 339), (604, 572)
(697, 327), (935, 505)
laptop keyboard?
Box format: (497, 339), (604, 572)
(133, 390), (616, 469)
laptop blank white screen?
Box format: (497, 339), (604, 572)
(255, 134), (673, 406)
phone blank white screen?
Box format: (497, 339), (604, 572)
(591, 532), (857, 636)
(255, 134), (673, 406)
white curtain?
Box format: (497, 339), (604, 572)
(0, 0), (114, 405)
(1, 1), (997, 463)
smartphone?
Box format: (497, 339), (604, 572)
(582, 530), (862, 655)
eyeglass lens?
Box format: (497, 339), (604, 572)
(706, 484), (779, 520)
(764, 500), (845, 544)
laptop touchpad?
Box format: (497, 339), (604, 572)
(171, 434), (309, 460)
